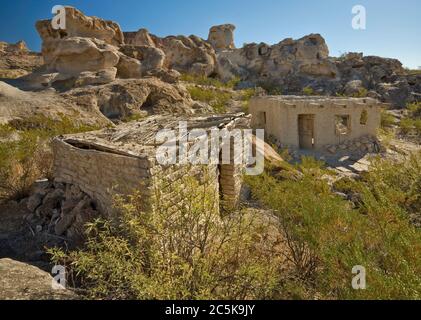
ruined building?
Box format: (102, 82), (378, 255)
(52, 114), (250, 217)
(250, 96), (382, 154)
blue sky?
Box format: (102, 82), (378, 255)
(0, 0), (420, 68)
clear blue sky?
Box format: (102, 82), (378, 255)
(0, 0), (420, 68)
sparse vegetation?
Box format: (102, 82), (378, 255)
(0, 115), (100, 201)
(246, 155), (421, 299)
(181, 74), (241, 89)
(302, 86), (315, 96)
(380, 109), (396, 130)
(187, 86), (232, 113)
(50, 174), (283, 300)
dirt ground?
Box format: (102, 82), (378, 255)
(0, 201), (64, 272)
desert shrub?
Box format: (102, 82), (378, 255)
(0, 115), (100, 201)
(302, 87), (315, 96)
(380, 110), (396, 129)
(187, 86), (232, 113)
(407, 102), (421, 119)
(400, 118), (415, 135)
(49, 173), (284, 300)
(181, 74), (240, 89)
(246, 155), (421, 300)
(352, 88), (368, 98)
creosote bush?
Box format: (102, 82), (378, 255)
(49, 172), (284, 300)
(187, 86), (232, 113)
(0, 115), (100, 201)
(246, 155), (421, 299)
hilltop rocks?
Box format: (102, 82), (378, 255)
(216, 33), (338, 93)
(0, 41), (43, 79)
(124, 29), (217, 77)
(208, 24), (236, 51)
(43, 37), (120, 75)
(35, 6), (124, 46)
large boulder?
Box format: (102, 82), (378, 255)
(216, 33), (337, 92)
(35, 6), (124, 46)
(208, 24), (236, 51)
(42, 37), (120, 75)
(62, 78), (195, 119)
(0, 258), (77, 300)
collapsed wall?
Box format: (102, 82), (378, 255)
(51, 114), (248, 218)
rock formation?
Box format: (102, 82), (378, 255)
(0, 258), (77, 300)
(208, 24), (236, 51)
(0, 41), (43, 79)
(35, 6), (124, 46)
(124, 29), (217, 77)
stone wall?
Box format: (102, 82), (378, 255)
(150, 163), (220, 215)
(52, 138), (151, 215)
(250, 96), (382, 150)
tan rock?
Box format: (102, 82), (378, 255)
(208, 24), (236, 51)
(0, 258), (77, 300)
(35, 6), (123, 46)
(42, 37), (120, 75)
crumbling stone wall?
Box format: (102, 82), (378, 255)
(52, 138), (151, 215)
(250, 96), (382, 151)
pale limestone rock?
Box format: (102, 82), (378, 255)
(43, 37), (120, 75)
(216, 34), (336, 85)
(208, 24), (236, 51)
(124, 29), (217, 77)
(0, 259), (77, 300)
(116, 54), (142, 79)
(35, 6), (123, 46)
(124, 28), (156, 47)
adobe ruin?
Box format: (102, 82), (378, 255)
(52, 114), (250, 218)
(250, 96), (383, 154)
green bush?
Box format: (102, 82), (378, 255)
(400, 118), (415, 135)
(0, 115), (100, 200)
(246, 155), (421, 300)
(49, 173), (284, 300)
(181, 74), (240, 89)
(380, 110), (396, 129)
(302, 87), (315, 96)
(187, 86), (232, 113)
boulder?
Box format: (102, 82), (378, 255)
(123, 29), (217, 77)
(35, 6), (124, 46)
(124, 28), (156, 47)
(0, 258), (77, 300)
(42, 37), (120, 75)
(208, 24), (236, 51)
(62, 78), (195, 119)
(343, 80), (365, 96)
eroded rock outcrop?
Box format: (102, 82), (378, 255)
(0, 258), (77, 300)
(62, 78), (196, 119)
(124, 29), (217, 77)
(208, 24), (236, 51)
(35, 6), (124, 46)
(0, 41), (43, 79)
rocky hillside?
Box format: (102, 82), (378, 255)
(0, 41), (43, 79)
(126, 25), (421, 108)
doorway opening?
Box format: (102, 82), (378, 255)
(298, 114), (315, 149)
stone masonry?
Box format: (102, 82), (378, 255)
(52, 114), (249, 217)
(250, 96), (384, 152)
